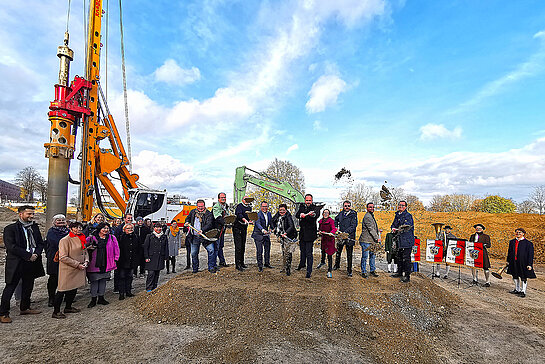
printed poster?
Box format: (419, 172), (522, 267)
(426, 239), (444, 262)
(446, 239), (466, 265)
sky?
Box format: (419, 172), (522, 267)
(1, 0), (545, 206)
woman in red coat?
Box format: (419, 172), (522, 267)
(318, 209), (337, 278)
(506, 228), (536, 298)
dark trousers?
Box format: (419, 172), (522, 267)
(47, 274), (58, 301)
(0, 262), (36, 315)
(320, 249), (326, 264)
(184, 244), (191, 268)
(335, 243), (353, 273)
(233, 226), (247, 268)
(118, 268), (134, 294)
(166, 257), (176, 273)
(215, 230), (226, 265)
(113, 269), (120, 292)
(397, 247), (412, 276)
(254, 236), (271, 268)
(298, 240), (314, 275)
(146, 270), (160, 291)
(133, 250), (146, 275)
(327, 254), (333, 272)
(53, 289), (77, 313)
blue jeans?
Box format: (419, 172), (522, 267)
(360, 242), (376, 273)
(191, 242), (216, 272)
(215, 230), (226, 265)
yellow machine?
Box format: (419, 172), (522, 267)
(45, 0), (194, 225)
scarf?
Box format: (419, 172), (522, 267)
(195, 210), (205, 225)
(52, 225), (69, 236)
(69, 231), (87, 250)
(94, 235), (109, 273)
(169, 225), (179, 237)
(19, 219), (36, 251)
(153, 231), (163, 238)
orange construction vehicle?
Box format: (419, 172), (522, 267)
(45, 0), (194, 226)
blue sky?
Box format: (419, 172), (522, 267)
(1, 0), (545, 205)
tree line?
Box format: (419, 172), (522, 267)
(10, 162), (545, 214)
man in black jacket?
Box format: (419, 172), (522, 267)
(334, 200), (358, 277)
(296, 194), (321, 278)
(232, 196), (253, 271)
(184, 200), (215, 273)
(1, 205), (45, 323)
(271, 204), (297, 276)
(134, 217), (151, 277)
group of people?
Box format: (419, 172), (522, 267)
(0, 205), (183, 323)
(0, 194), (537, 324)
(429, 222), (536, 297)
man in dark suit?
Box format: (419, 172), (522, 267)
(1, 205), (45, 323)
(296, 194), (321, 278)
(232, 196), (253, 271)
(252, 201), (273, 272)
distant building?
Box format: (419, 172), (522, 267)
(0, 179), (22, 202)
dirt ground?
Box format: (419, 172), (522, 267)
(0, 210), (544, 363)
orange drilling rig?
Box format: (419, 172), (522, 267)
(45, 0), (194, 226)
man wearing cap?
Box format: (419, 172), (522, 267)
(506, 228), (536, 297)
(468, 224), (491, 286)
(212, 192), (229, 267)
(233, 196), (253, 271)
(436, 225), (456, 279)
(1, 205), (45, 323)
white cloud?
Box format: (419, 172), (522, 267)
(131, 150), (194, 188)
(308, 0), (388, 28)
(313, 120), (328, 131)
(419, 123), (462, 140)
(306, 74), (348, 113)
(286, 144), (299, 155)
(452, 30), (545, 113)
(533, 30), (545, 39)
(153, 59), (201, 85)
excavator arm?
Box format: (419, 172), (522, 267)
(233, 166), (305, 205)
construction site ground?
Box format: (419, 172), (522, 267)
(0, 209), (544, 363)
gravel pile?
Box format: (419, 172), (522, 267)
(134, 260), (459, 363)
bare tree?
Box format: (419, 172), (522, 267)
(36, 175), (48, 203)
(14, 166), (41, 202)
(247, 158), (305, 212)
(449, 194), (476, 211)
(517, 200), (536, 214)
(427, 194), (477, 212)
(530, 185), (545, 215)
(340, 182), (375, 212)
(405, 194), (425, 211)
(428, 195), (450, 212)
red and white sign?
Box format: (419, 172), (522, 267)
(426, 239), (444, 262)
(465, 242), (484, 268)
(446, 240), (466, 265)
(411, 238), (421, 262)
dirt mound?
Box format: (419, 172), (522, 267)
(135, 263), (459, 364)
(371, 211), (545, 263)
